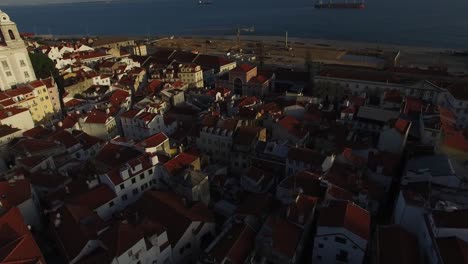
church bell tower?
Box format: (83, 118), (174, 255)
(0, 10), (25, 49)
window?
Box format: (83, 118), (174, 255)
(335, 236), (346, 244)
(122, 194), (128, 201)
(318, 243), (324, 248)
(8, 30), (15, 40)
(19, 60), (26, 67)
(336, 250), (349, 262)
(5, 71), (12, 77)
(133, 188), (139, 196)
(24, 72), (30, 78)
(316, 256), (322, 260)
(119, 184), (125, 190)
(131, 178), (136, 184)
(148, 169), (153, 175)
(140, 174), (145, 180)
(2, 61), (9, 69)
(109, 201), (114, 207)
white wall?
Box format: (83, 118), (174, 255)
(313, 227), (367, 264)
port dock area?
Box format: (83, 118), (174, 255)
(150, 35), (468, 74)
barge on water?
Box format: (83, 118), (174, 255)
(315, 0), (366, 9)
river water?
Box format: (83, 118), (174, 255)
(2, 0), (468, 49)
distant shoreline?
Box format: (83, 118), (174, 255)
(36, 34), (458, 54)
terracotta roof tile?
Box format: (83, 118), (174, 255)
(318, 200), (370, 240)
(0, 207), (45, 263)
(377, 225), (419, 264)
(0, 179), (31, 209)
(437, 236), (468, 264)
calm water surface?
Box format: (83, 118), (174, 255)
(2, 0), (468, 49)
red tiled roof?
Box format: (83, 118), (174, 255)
(54, 203), (105, 261)
(287, 194), (318, 225)
(395, 118), (411, 134)
(208, 223), (256, 264)
(16, 155), (49, 169)
(29, 171), (69, 188)
(249, 75), (268, 84)
(67, 185), (116, 210)
(29, 79), (46, 88)
(437, 236), (468, 264)
(0, 107), (29, 120)
(287, 147), (325, 166)
(235, 96), (259, 108)
(132, 191), (214, 245)
(318, 200), (370, 240)
(0, 125), (20, 138)
(139, 132), (168, 149)
(0, 207), (45, 263)
(23, 126), (54, 139)
(60, 113), (81, 130)
(278, 115), (308, 139)
(447, 82), (468, 101)
(84, 111), (111, 124)
(232, 64), (255, 73)
(109, 89), (129, 108)
(383, 89), (402, 103)
(271, 216), (302, 257)
(4, 86), (34, 97)
(49, 130), (80, 148)
(73, 130), (103, 149)
(95, 143), (143, 169)
(11, 138), (62, 154)
(120, 109), (140, 119)
(100, 222), (144, 258)
(65, 98), (86, 108)
(432, 209), (468, 229)
(279, 170), (323, 197)
(164, 152), (199, 176)
(377, 225), (419, 264)
(404, 97), (424, 115)
(0, 179), (31, 209)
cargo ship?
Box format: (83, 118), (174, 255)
(315, 0), (365, 9)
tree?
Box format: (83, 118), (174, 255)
(29, 52), (66, 115)
(29, 52), (56, 79)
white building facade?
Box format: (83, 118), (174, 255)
(0, 10), (36, 90)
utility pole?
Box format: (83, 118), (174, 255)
(236, 26), (241, 51)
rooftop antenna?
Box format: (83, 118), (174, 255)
(285, 31), (288, 49)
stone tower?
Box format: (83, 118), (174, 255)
(0, 10), (36, 91)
